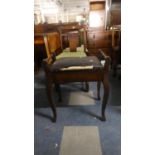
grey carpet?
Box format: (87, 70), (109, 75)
(59, 126), (102, 155)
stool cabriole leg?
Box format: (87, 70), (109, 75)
(101, 75), (110, 121)
(46, 76), (57, 122)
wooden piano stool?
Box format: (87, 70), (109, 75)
(43, 51), (110, 122)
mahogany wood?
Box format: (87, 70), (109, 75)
(86, 28), (112, 57)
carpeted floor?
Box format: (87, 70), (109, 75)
(34, 69), (121, 155)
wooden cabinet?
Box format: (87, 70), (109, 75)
(86, 0), (113, 57)
(86, 28), (112, 57)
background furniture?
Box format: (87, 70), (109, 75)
(58, 24), (87, 52)
(111, 28), (121, 77)
(68, 31), (79, 52)
(85, 28), (112, 57)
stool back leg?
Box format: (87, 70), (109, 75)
(97, 81), (101, 100)
(101, 78), (110, 121)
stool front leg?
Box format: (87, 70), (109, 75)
(99, 51), (110, 121)
(46, 77), (57, 122)
(55, 83), (62, 102)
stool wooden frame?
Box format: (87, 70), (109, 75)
(43, 50), (110, 122)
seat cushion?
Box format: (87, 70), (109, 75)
(48, 56), (103, 72)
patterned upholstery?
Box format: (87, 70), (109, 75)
(47, 56), (103, 72)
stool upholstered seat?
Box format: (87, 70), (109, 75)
(47, 56), (103, 72)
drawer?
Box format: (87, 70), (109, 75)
(95, 39), (112, 48)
